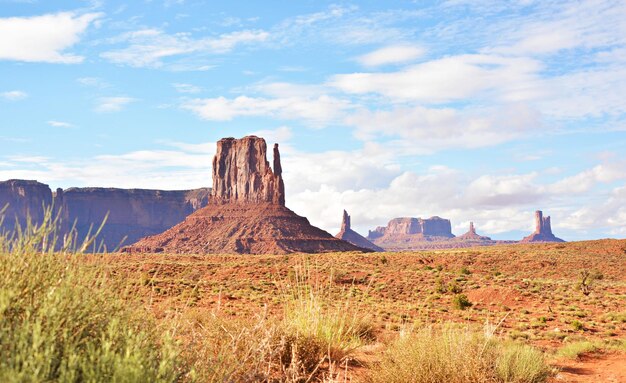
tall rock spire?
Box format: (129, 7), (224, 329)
(341, 210), (351, 231)
(521, 210), (564, 242)
(211, 136), (285, 205)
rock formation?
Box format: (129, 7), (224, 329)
(212, 137), (285, 205)
(367, 216), (456, 251)
(0, 179), (210, 250)
(520, 210), (565, 243)
(124, 136), (366, 254)
(335, 210), (383, 252)
(458, 222), (492, 241)
(0, 179), (52, 232)
(55, 187), (210, 250)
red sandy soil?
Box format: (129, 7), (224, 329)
(551, 352), (626, 382)
(98, 239), (626, 381)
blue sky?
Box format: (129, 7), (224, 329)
(1, 0), (625, 240)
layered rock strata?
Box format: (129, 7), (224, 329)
(212, 137), (285, 205)
(367, 216), (455, 250)
(55, 187), (210, 250)
(0, 179), (210, 250)
(0, 179), (52, 232)
(520, 210), (565, 243)
(125, 136), (365, 254)
(335, 210), (383, 252)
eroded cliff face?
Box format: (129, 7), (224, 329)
(212, 136), (285, 205)
(56, 187), (211, 250)
(0, 179), (210, 250)
(0, 180), (52, 231)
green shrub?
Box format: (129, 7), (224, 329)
(452, 294), (473, 310)
(448, 282), (463, 294)
(496, 342), (550, 383)
(571, 320), (584, 331)
(0, 208), (182, 382)
(435, 277), (448, 294)
(556, 341), (598, 359)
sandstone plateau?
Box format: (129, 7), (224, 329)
(520, 210), (565, 243)
(124, 136), (365, 254)
(335, 210), (383, 252)
(0, 179), (210, 250)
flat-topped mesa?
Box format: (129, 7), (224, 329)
(0, 179), (52, 231)
(521, 210), (565, 243)
(211, 136), (285, 206)
(373, 216), (455, 238)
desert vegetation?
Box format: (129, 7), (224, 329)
(1, 210), (625, 382)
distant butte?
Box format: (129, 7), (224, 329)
(335, 210), (383, 252)
(520, 210), (565, 243)
(124, 136), (366, 254)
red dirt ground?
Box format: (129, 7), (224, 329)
(97, 239), (626, 381)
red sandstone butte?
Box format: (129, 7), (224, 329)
(520, 210), (565, 243)
(124, 136), (365, 254)
(335, 210), (383, 252)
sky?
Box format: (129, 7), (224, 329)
(1, 0), (625, 241)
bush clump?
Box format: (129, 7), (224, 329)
(368, 326), (550, 383)
(452, 294), (473, 310)
(0, 208), (182, 382)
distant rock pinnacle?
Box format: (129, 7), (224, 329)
(335, 210), (382, 252)
(520, 210), (565, 243)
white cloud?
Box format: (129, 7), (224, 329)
(0, 90), (28, 101)
(0, 12), (102, 63)
(101, 28), (269, 68)
(182, 95), (351, 125)
(0, 148), (213, 190)
(172, 83), (202, 93)
(548, 163), (626, 194)
(357, 44), (424, 67)
(94, 97), (136, 113)
(273, 6), (417, 46)
(47, 120), (74, 129)
(346, 103), (542, 152)
(485, 1), (626, 56)
(331, 54), (543, 103)
(77, 77), (110, 88)
(249, 126), (293, 144)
